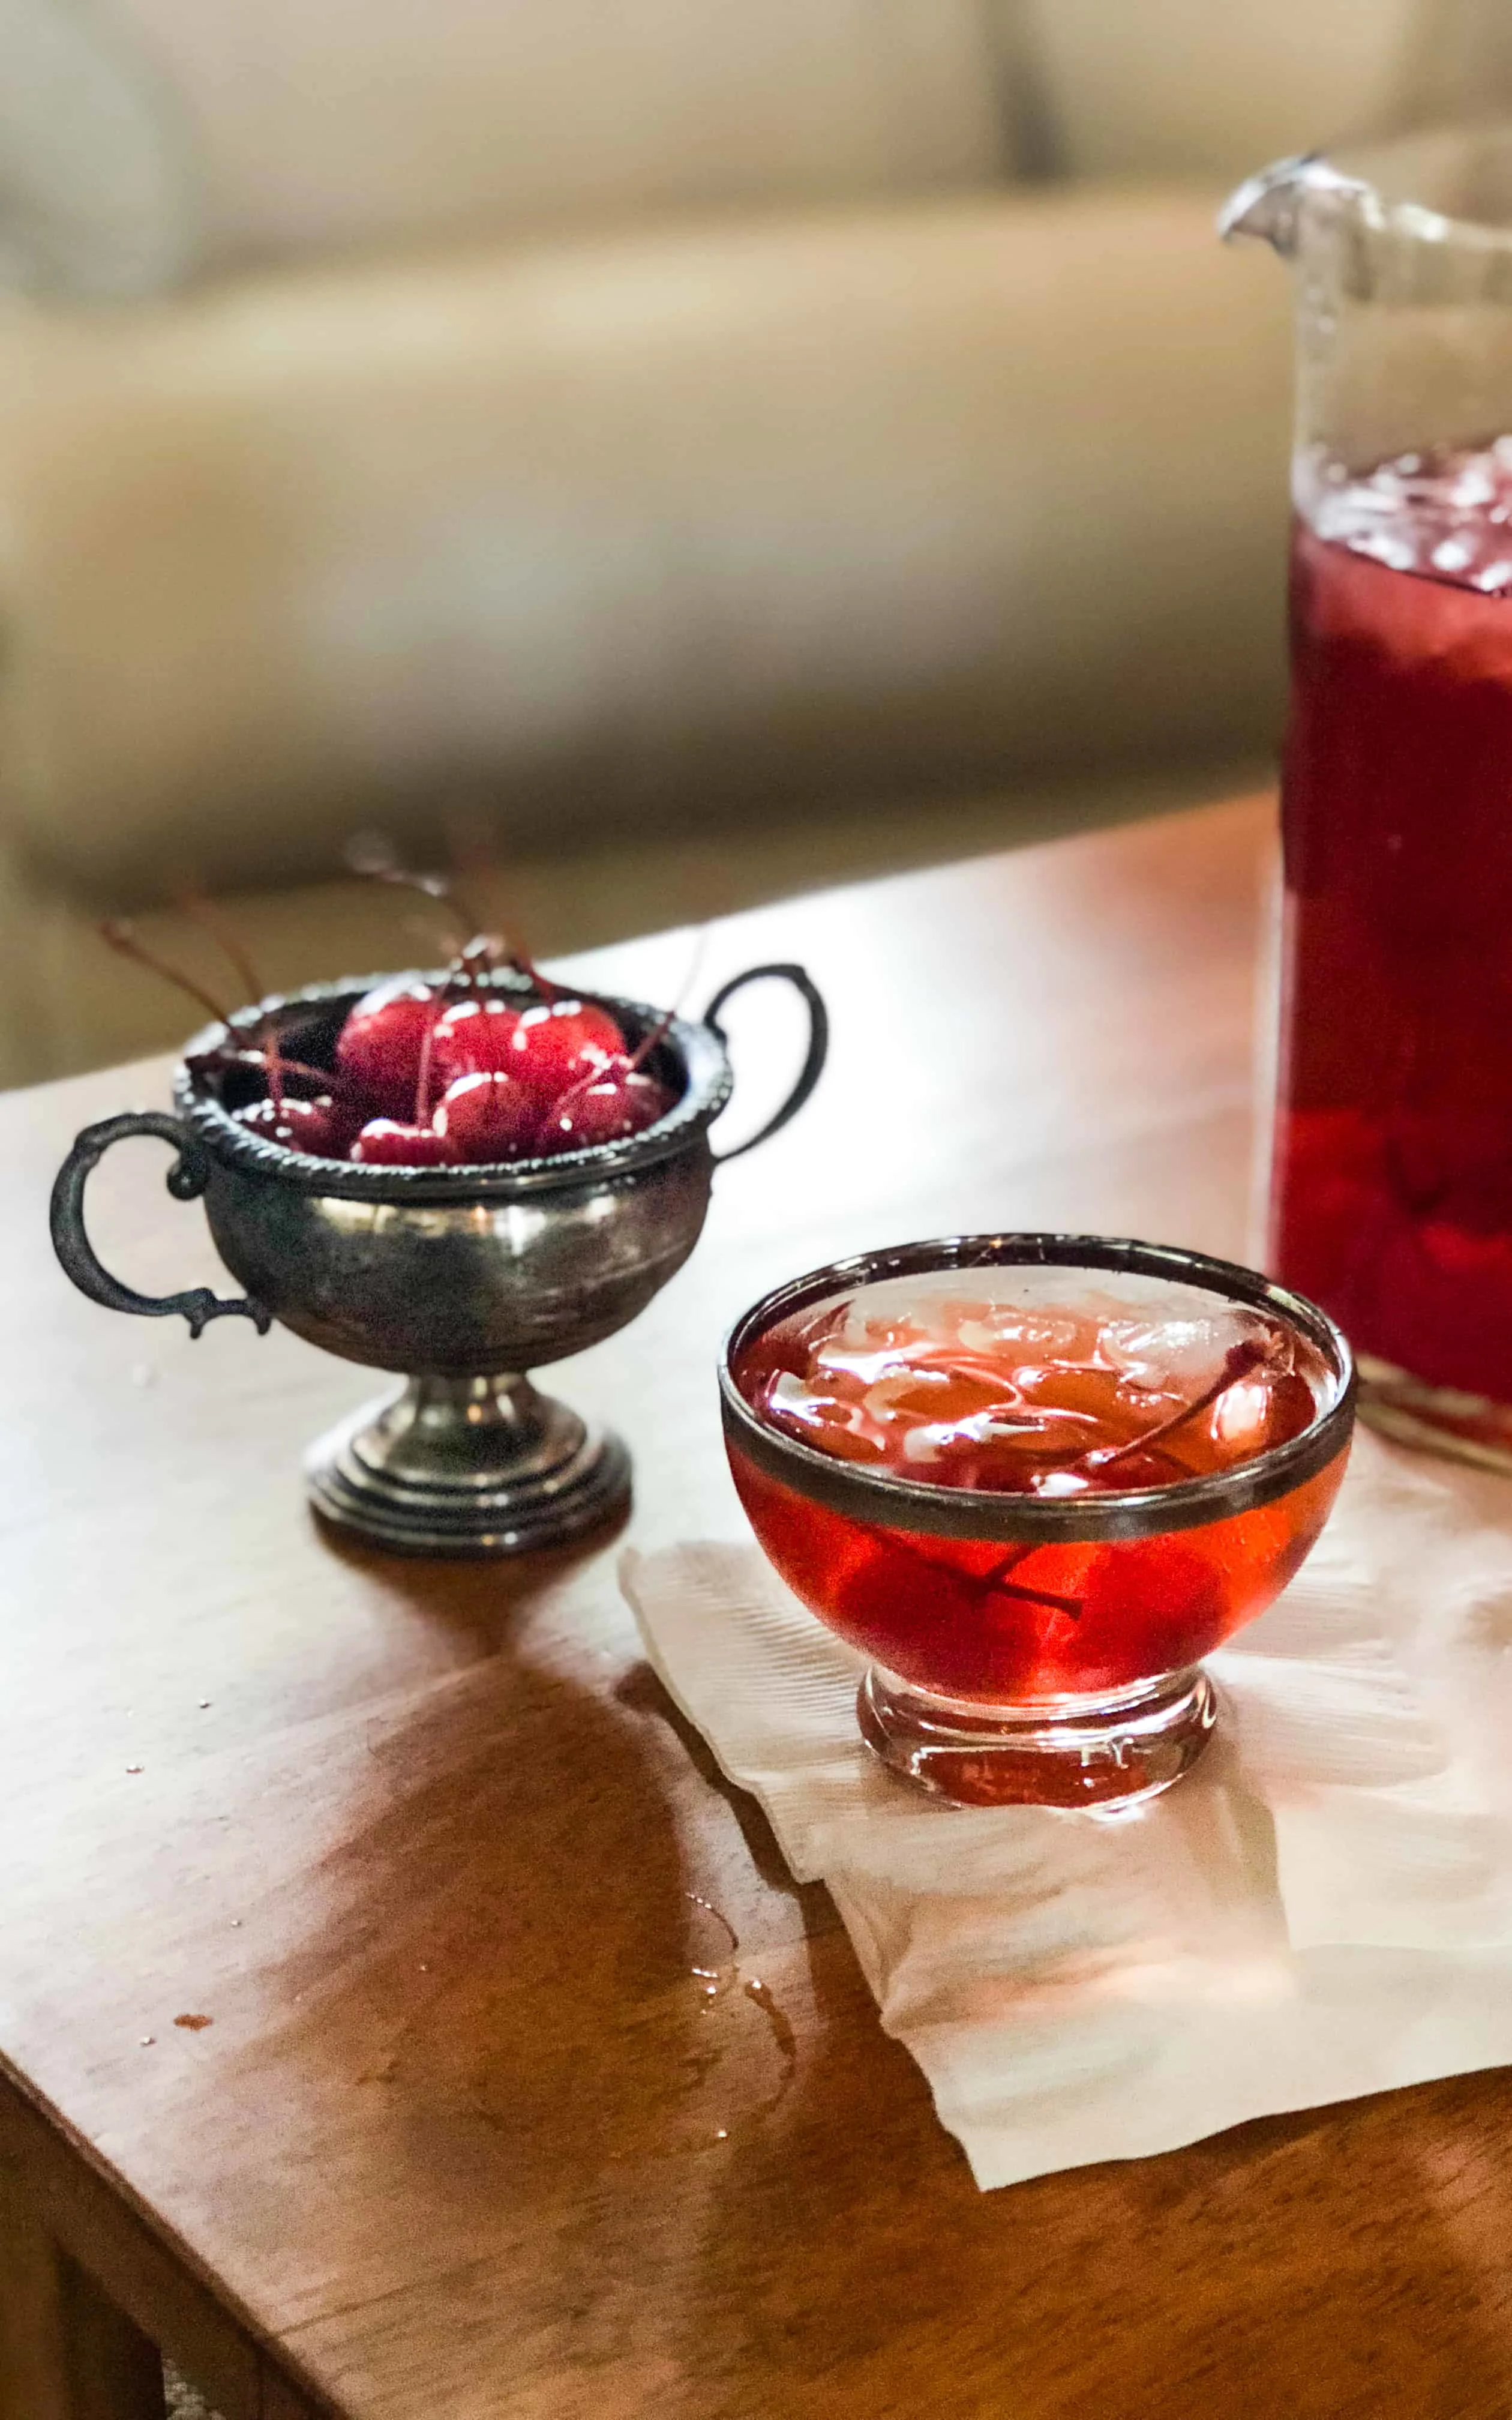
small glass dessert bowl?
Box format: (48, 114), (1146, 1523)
(719, 1234), (1357, 1810)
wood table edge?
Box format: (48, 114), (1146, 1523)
(0, 2059), (335, 2418)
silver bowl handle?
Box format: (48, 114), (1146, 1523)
(703, 963), (829, 1165)
(49, 1110), (272, 1337)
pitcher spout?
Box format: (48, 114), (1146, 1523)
(1219, 153), (1370, 257)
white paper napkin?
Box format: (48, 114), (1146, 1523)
(621, 1429), (1512, 2189)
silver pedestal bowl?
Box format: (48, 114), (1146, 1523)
(50, 964), (826, 1556)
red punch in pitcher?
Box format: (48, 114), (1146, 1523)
(1226, 136), (1512, 1468)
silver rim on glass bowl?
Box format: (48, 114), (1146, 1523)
(719, 1232), (1357, 1545)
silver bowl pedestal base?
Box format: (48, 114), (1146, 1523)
(305, 1374), (631, 1558)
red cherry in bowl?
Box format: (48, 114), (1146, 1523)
(234, 1095), (355, 1157)
(335, 977), (440, 1118)
(508, 999), (625, 1100)
(433, 1071), (541, 1162)
(428, 995), (523, 1092)
(536, 1069), (675, 1152)
(349, 1118), (457, 1167)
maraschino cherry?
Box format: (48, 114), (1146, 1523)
(237, 1094), (358, 1155)
(433, 1070), (541, 1161)
(100, 867), (688, 1175)
(507, 999), (625, 1097)
(430, 992), (624, 1106)
(536, 1067), (674, 1151)
(335, 976), (442, 1120)
(349, 1118), (457, 1167)
(428, 995), (522, 1091)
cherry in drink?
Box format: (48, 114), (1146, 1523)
(1277, 446), (1512, 1442)
(721, 1245), (1354, 1807)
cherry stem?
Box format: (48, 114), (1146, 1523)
(1075, 1337), (1275, 1478)
(874, 1530), (1084, 1621)
(538, 1067), (601, 1128)
(175, 891), (262, 1010)
(410, 944), (489, 1126)
(356, 844), (548, 998)
(439, 805), (556, 998)
(535, 997), (682, 1131)
(364, 867), (475, 953)
(98, 921), (234, 1032)
(210, 1048), (361, 1099)
(414, 993), (445, 1127)
(626, 1006), (675, 1074)
(621, 931), (704, 1078)
(569, 926), (704, 1103)
(100, 925), (358, 1113)
(538, 1044), (632, 1131)
(175, 891), (282, 1110)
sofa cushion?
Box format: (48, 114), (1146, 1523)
(1019, 0), (1423, 182)
(101, 0), (1011, 271)
(0, 0), (192, 296)
(0, 190), (1290, 904)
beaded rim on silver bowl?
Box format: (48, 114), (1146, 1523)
(719, 1232), (1357, 1546)
(172, 969), (735, 1202)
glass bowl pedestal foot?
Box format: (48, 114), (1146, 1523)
(305, 1373), (630, 1558)
(856, 1663), (1217, 1810)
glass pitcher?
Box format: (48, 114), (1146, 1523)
(1225, 129), (1512, 1469)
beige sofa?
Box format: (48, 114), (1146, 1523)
(0, 0), (1451, 1080)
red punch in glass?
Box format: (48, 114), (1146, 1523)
(1277, 461), (1512, 1430)
(721, 1236), (1355, 1810)
(1226, 138), (1512, 1464)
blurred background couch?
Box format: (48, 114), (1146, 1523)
(0, 0), (1481, 1080)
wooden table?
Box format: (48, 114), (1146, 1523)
(6, 795), (1511, 2420)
